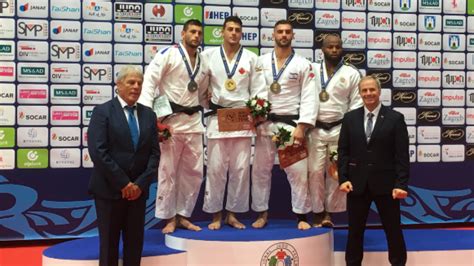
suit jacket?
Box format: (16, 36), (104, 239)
(337, 105), (409, 196)
(88, 97), (160, 200)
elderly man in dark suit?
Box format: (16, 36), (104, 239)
(338, 75), (409, 266)
(88, 66), (160, 266)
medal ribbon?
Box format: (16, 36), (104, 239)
(272, 49), (295, 83)
(178, 43), (201, 82)
(320, 60), (344, 91)
(220, 46), (244, 79)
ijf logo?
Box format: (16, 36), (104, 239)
(261, 242), (299, 266)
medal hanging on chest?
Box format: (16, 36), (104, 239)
(221, 46), (243, 92)
(178, 44), (201, 93)
(271, 50), (295, 94)
(319, 60), (343, 102)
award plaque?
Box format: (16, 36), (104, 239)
(217, 107), (253, 132)
(277, 142), (308, 169)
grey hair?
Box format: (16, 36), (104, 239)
(116, 65), (143, 83)
(358, 75), (381, 91)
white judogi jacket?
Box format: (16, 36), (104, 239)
(139, 43), (210, 134)
(256, 51), (318, 136)
(202, 46), (267, 139)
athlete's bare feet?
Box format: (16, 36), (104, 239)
(162, 217), (176, 234)
(208, 212), (222, 230)
(225, 212), (246, 229)
(298, 220), (311, 230)
(252, 211), (268, 229)
(177, 216), (201, 231)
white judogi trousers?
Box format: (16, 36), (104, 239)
(203, 137), (251, 213)
(251, 135), (311, 214)
(155, 133), (203, 219)
(307, 128), (347, 213)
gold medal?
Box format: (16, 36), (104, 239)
(270, 82), (281, 94)
(224, 79), (237, 91)
(319, 91), (329, 102)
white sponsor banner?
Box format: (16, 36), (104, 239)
(368, 0), (391, 11)
(293, 29), (313, 48)
(417, 145), (441, 162)
(294, 48), (313, 62)
(260, 28), (274, 47)
(82, 0), (112, 21)
(443, 0), (466, 14)
(17, 19), (48, 40)
(0, 40), (14, 61)
(418, 52), (441, 69)
(0, 18), (15, 38)
(114, 44), (143, 63)
(341, 31), (366, 49)
(144, 44), (167, 64)
(417, 70), (441, 88)
(17, 0), (48, 18)
(469, 17), (474, 33)
(468, 108), (474, 125)
(418, 33), (442, 51)
(392, 51), (416, 69)
(467, 89), (474, 106)
(203, 5), (231, 25)
(82, 106), (95, 126)
(380, 88), (392, 106)
(443, 15), (466, 33)
(367, 31), (391, 50)
(289, 0), (314, 8)
(82, 43), (112, 63)
(114, 2), (142, 22)
(82, 148), (94, 168)
(17, 84), (48, 104)
(393, 13), (417, 31)
(17, 105), (48, 126)
(467, 53), (474, 70)
(82, 64), (113, 84)
(409, 144), (416, 162)
(0, 83), (15, 104)
(407, 126), (416, 144)
(114, 23), (143, 43)
(315, 10), (340, 29)
(467, 126), (474, 143)
(50, 42), (81, 62)
(418, 89), (441, 106)
(17, 127), (48, 147)
(393, 32), (417, 50)
(367, 12), (392, 31)
(144, 3), (173, 23)
(442, 108), (465, 125)
(342, 0), (366, 10)
(315, 0), (340, 9)
(442, 145), (465, 162)
(0, 150), (15, 170)
(417, 126), (441, 143)
(82, 22), (113, 42)
(341, 12), (366, 30)
(0, 106), (15, 125)
(82, 127), (88, 147)
(50, 148), (81, 168)
(0, 62), (15, 82)
(233, 7), (259, 26)
(50, 0), (81, 19)
(233, 0), (259, 7)
(50, 127), (81, 147)
(442, 71), (465, 88)
(17, 41), (48, 61)
(393, 0), (417, 12)
(50, 106), (81, 126)
(0, 0), (15, 17)
(82, 85), (113, 105)
(50, 20), (81, 41)
(17, 62), (48, 83)
(443, 52), (465, 70)
(241, 27), (259, 46)
(50, 63), (81, 83)
(367, 50), (391, 69)
(468, 35), (474, 52)
(260, 8), (287, 27)
(443, 34), (466, 52)
(393, 107), (417, 125)
(419, 0), (441, 13)
(392, 70), (416, 88)
(418, 14), (442, 32)
(145, 24), (173, 43)
(50, 84), (81, 104)
(442, 89), (465, 106)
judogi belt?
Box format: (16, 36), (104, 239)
(315, 119), (343, 130)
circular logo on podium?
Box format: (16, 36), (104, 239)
(260, 242), (299, 266)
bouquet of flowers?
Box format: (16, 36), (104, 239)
(271, 127), (294, 150)
(156, 121), (172, 142)
(328, 151), (339, 180)
(245, 96), (271, 120)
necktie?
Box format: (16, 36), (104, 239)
(365, 112), (374, 140)
(125, 106), (139, 150)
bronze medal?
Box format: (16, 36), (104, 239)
(270, 82), (281, 94)
(319, 91), (329, 102)
(225, 79), (237, 91)
(187, 80), (198, 92)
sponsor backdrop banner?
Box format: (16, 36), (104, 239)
(0, 0), (473, 240)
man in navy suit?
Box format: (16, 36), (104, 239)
(338, 75), (409, 266)
(88, 66), (160, 266)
